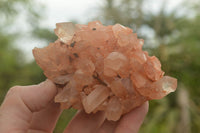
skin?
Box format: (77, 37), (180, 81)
(0, 79), (149, 133)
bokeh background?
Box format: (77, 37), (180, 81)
(0, 0), (200, 132)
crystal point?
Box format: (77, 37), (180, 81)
(33, 21), (177, 121)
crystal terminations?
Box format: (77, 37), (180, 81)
(33, 21), (177, 121)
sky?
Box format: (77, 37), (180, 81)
(38, 0), (183, 28)
(37, 0), (102, 28)
(17, 0), (183, 61)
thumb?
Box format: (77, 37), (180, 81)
(0, 79), (57, 132)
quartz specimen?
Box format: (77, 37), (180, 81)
(33, 21), (177, 121)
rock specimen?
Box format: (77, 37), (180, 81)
(33, 21), (177, 121)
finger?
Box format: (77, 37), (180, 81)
(18, 79), (57, 112)
(97, 120), (118, 133)
(114, 101), (149, 133)
(28, 101), (62, 133)
(0, 79), (57, 132)
(64, 110), (105, 133)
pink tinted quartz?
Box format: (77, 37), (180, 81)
(33, 21), (177, 121)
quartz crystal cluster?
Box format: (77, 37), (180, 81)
(33, 21), (177, 121)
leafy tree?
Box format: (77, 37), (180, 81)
(1, 0), (199, 132)
(96, 0), (200, 133)
(0, 1), (72, 132)
(97, 0), (144, 30)
(0, 0), (45, 104)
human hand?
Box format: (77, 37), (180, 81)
(0, 80), (148, 133)
(0, 79), (61, 133)
(65, 101), (148, 133)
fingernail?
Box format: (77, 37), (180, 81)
(39, 79), (53, 87)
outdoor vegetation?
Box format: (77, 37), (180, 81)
(0, 0), (199, 133)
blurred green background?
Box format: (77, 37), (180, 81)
(0, 0), (200, 132)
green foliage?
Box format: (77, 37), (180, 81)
(32, 28), (57, 43)
(0, 0), (199, 132)
(0, 0), (29, 17)
(0, 0), (48, 109)
(98, 0), (200, 133)
(98, 0), (144, 29)
(144, 9), (179, 38)
(0, 1), (72, 132)
(54, 109), (77, 133)
(0, 32), (20, 100)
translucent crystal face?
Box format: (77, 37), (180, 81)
(33, 21), (177, 121)
(82, 85), (110, 113)
(163, 82), (173, 92)
(54, 22), (78, 43)
(162, 76), (177, 93)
